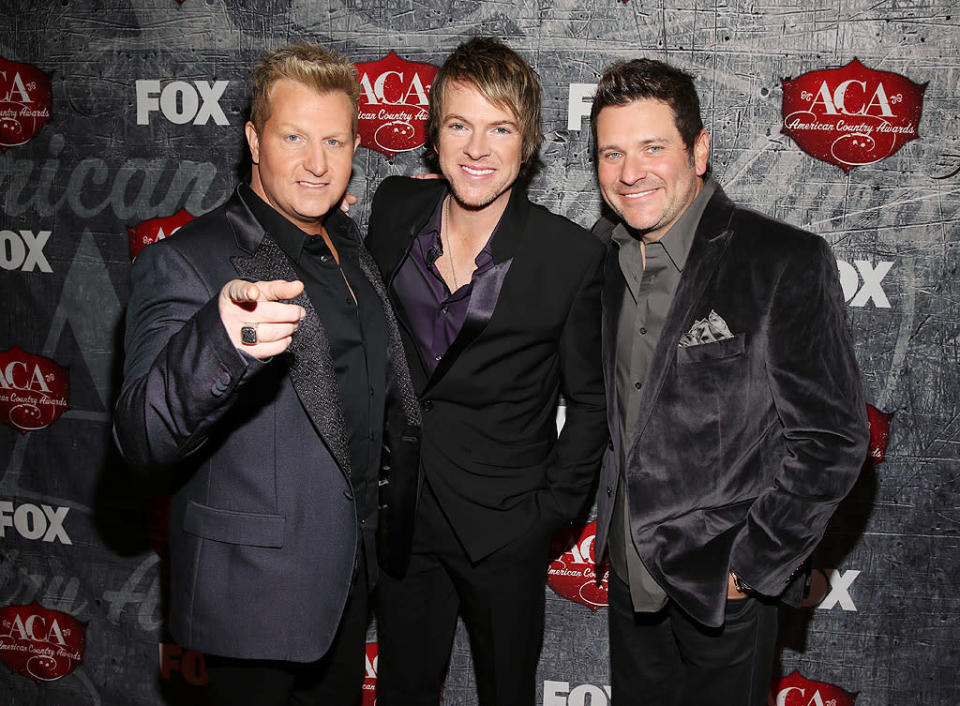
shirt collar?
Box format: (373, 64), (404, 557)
(238, 183), (357, 262)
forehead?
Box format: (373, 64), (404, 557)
(441, 81), (517, 122)
(596, 98), (681, 142)
(265, 79), (354, 127)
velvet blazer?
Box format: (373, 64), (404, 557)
(366, 176), (608, 562)
(594, 185), (869, 628)
(113, 188), (420, 661)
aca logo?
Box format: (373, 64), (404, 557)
(547, 521), (608, 609)
(0, 347), (69, 434)
(770, 671), (857, 706)
(782, 59), (925, 171)
(0, 57), (52, 150)
(362, 641), (377, 705)
(355, 52), (437, 157)
(0, 603), (86, 683)
(864, 404), (893, 469)
(127, 208), (195, 260)
(135, 79), (230, 126)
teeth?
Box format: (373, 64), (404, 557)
(462, 165), (494, 176)
(623, 189), (656, 199)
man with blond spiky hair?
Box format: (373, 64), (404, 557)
(366, 37), (608, 706)
(114, 44), (420, 705)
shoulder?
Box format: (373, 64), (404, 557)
(372, 175), (445, 213)
(723, 196), (832, 268)
(524, 199), (606, 263)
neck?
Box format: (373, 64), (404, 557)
(447, 186), (512, 241)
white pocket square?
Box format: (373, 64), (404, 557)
(678, 310), (734, 348)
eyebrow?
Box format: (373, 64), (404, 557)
(444, 113), (519, 128)
(598, 137), (669, 152)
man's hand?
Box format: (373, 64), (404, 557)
(339, 191), (358, 213)
(219, 279), (305, 359)
(727, 571), (751, 599)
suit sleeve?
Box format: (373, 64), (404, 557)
(540, 243), (609, 527)
(731, 236), (869, 597)
(113, 241), (265, 471)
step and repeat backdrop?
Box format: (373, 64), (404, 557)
(1, 1), (958, 704)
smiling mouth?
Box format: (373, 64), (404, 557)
(621, 188), (657, 199)
(297, 181), (329, 188)
(461, 165), (495, 177)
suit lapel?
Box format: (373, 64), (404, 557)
(227, 194), (353, 476)
(628, 189), (736, 445)
(600, 233), (625, 449)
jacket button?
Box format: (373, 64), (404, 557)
(343, 489), (354, 500)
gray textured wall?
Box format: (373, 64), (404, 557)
(1, 1), (957, 704)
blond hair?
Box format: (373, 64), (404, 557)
(250, 43), (360, 134)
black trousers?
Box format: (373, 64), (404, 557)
(204, 558), (370, 706)
(608, 569), (778, 706)
(376, 483), (553, 706)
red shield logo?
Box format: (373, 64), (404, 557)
(0, 348), (69, 434)
(547, 521), (609, 609)
(771, 671), (857, 706)
(864, 404), (893, 468)
(0, 57), (52, 151)
(127, 208), (195, 260)
(355, 52), (438, 158)
(781, 59), (925, 171)
(0, 603), (85, 682)
(362, 642), (377, 705)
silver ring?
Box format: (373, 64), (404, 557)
(240, 324), (258, 345)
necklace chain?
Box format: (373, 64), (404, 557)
(442, 195), (459, 291)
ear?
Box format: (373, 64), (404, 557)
(693, 129), (710, 177)
(354, 133), (361, 151)
(245, 121), (261, 164)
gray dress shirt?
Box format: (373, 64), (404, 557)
(610, 176), (717, 611)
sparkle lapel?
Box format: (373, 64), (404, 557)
(227, 194), (353, 477)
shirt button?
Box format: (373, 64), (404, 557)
(422, 400), (433, 411)
(634, 381), (642, 390)
(320, 255), (329, 263)
(369, 386), (375, 396)
(440, 306), (448, 315)
(639, 327), (647, 335)
(434, 354), (442, 361)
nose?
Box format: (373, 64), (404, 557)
(463, 130), (490, 160)
(303, 142), (328, 175)
(620, 152), (646, 185)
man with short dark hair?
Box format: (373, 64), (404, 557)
(114, 44), (420, 705)
(366, 37), (607, 706)
(590, 58), (869, 706)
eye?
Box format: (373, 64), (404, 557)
(325, 138), (342, 147)
(493, 126), (513, 135)
(602, 151), (623, 161)
(285, 134), (302, 144)
(448, 122), (466, 131)
(647, 144), (663, 154)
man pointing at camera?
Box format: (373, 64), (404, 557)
(114, 44), (419, 705)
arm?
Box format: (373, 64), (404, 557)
(540, 245), (609, 527)
(113, 240), (303, 471)
(730, 236), (869, 597)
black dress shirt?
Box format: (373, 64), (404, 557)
(239, 185), (388, 535)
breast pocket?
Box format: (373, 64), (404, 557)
(676, 333), (746, 365)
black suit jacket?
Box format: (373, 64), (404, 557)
(113, 188), (420, 661)
(366, 176), (608, 561)
(594, 185), (869, 628)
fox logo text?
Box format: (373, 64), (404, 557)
(544, 680), (612, 706)
(136, 80), (229, 126)
(0, 500), (71, 544)
(837, 259), (892, 308)
(0, 230), (51, 272)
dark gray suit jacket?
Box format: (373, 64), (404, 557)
(594, 185), (869, 628)
(113, 188), (420, 661)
